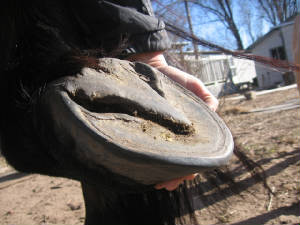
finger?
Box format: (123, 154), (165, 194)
(154, 173), (198, 191)
(184, 76), (219, 111)
(164, 179), (183, 191)
(183, 173), (198, 180)
(205, 96), (219, 112)
(154, 177), (183, 190)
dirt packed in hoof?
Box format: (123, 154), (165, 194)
(0, 85), (299, 225)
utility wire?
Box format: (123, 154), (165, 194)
(152, 0), (300, 72)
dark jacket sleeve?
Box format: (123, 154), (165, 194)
(101, 0), (171, 55)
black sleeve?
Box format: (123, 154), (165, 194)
(100, 0), (171, 55)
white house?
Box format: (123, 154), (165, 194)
(247, 15), (298, 89)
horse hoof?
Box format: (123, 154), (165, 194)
(40, 58), (233, 185)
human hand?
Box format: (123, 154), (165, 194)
(127, 51), (218, 111)
(127, 51), (218, 190)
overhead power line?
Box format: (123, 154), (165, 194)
(152, 0), (300, 72)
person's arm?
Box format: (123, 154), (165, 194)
(127, 51), (219, 191)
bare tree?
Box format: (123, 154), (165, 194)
(152, 0), (298, 51)
(152, 0), (244, 49)
(238, 0), (264, 44)
(188, 0), (244, 50)
(256, 0), (298, 26)
(243, 10), (257, 43)
(184, 0), (199, 58)
(151, 0), (188, 43)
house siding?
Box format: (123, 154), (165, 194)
(281, 24), (295, 62)
(250, 23), (295, 89)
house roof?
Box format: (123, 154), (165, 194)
(246, 14), (298, 51)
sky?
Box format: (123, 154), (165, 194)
(152, 0), (298, 50)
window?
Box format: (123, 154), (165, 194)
(270, 46), (286, 60)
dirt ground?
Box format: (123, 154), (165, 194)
(0, 86), (299, 225)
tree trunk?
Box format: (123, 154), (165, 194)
(184, 0), (199, 59)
